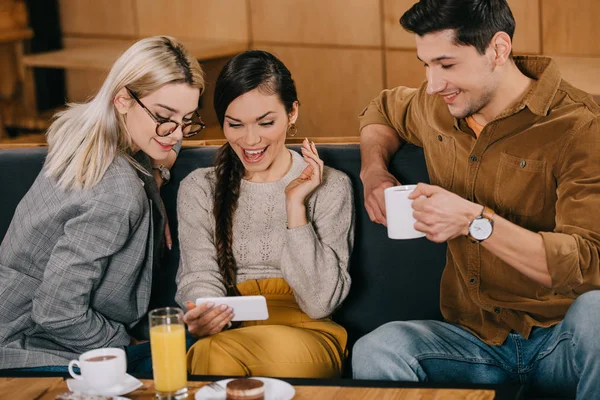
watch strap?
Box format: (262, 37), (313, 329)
(481, 206), (495, 223)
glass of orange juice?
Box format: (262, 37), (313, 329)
(149, 307), (188, 399)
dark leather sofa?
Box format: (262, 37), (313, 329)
(0, 144), (446, 352)
(0, 144), (565, 399)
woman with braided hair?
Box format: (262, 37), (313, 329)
(176, 50), (354, 377)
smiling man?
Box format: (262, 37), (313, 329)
(352, 0), (600, 398)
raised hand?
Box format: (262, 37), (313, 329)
(284, 138), (324, 228)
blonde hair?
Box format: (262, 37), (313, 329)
(45, 36), (205, 190)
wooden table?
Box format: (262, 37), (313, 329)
(0, 377), (498, 400)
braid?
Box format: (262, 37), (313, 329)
(213, 143), (244, 295)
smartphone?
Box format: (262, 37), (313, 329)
(195, 295), (269, 321)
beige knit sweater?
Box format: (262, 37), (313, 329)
(176, 150), (354, 319)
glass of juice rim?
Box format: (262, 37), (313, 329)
(149, 307), (185, 323)
(149, 307), (188, 400)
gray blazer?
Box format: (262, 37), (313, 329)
(0, 153), (163, 369)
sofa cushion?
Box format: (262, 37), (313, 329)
(0, 148), (46, 242)
(0, 144), (447, 350)
(160, 144), (447, 348)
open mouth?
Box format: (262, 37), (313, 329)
(242, 146), (268, 163)
(441, 90), (460, 104)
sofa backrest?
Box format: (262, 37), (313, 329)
(0, 144), (447, 348)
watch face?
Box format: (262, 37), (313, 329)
(470, 218), (493, 240)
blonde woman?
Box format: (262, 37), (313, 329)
(0, 36), (205, 373)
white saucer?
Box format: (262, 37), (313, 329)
(66, 373), (143, 397)
(195, 377), (295, 400)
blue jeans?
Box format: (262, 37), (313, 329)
(352, 290), (600, 399)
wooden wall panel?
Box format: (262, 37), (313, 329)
(507, 0), (540, 54)
(135, 0), (248, 42)
(384, 0), (540, 54)
(542, 0), (600, 56)
(61, 38), (110, 102)
(253, 45), (384, 137)
(385, 50), (425, 89)
(383, 0), (416, 49)
(59, 0), (137, 37)
(250, 0), (381, 46)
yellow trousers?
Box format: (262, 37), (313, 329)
(187, 278), (347, 378)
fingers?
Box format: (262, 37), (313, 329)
(411, 195), (427, 211)
(412, 210), (435, 226)
(184, 302), (233, 337)
(408, 182), (435, 199)
(364, 195), (386, 225)
(298, 164), (314, 181)
(183, 301), (214, 322)
(302, 154), (320, 180)
(206, 308), (235, 336)
(413, 220), (433, 235)
(301, 138), (324, 179)
(309, 140), (323, 178)
(363, 183), (390, 226)
(369, 196), (387, 225)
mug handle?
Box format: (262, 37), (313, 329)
(68, 360), (83, 380)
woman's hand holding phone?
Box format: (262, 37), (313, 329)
(183, 301), (234, 338)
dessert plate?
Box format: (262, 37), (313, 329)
(194, 377), (295, 400)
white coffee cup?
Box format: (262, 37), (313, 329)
(384, 184), (426, 240)
(68, 348), (127, 390)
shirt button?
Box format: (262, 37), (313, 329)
(438, 135), (443, 142)
(470, 155), (478, 162)
(469, 278), (477, 285)
(494, 307), (501, 314)
(520, 160), (526, 168)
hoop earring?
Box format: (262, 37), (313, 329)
(286, 123), (298, 137)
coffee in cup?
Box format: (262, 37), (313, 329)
(68, 348), (126, 390)
(384, 184), (426, 240)
(86, 355), (117, 362)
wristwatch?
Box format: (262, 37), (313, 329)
(468, 206), (495, 242)
(152, 164), (171, 183)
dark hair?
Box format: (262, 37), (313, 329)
(400, 0), (515, 55)
(212, 50), (298, 295)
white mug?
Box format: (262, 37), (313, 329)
(68, 348), (127, 390)
(384, 185), (426, 240)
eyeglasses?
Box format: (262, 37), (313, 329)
(126, 88), (205, 138)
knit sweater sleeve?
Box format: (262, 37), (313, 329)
(175, 169), (226, 308)
(280, 168), (355, 319)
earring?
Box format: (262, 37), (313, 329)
(287, 123), (298, 137)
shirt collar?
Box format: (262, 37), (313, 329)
(452, 55), (562, 129)
(513, 55), (562, 117)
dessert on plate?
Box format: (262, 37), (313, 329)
(226, 378), (265, 400)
